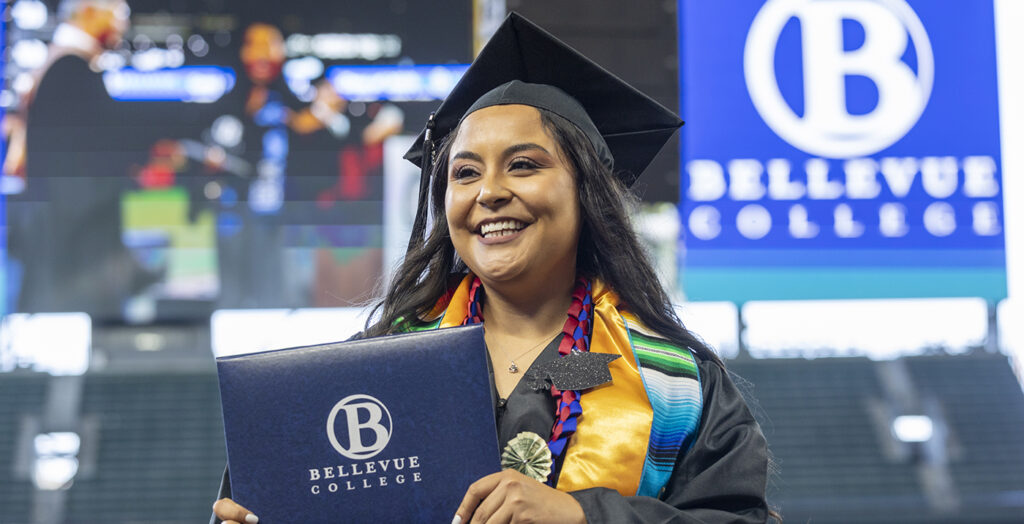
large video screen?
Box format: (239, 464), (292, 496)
(1, 0), (472, 323)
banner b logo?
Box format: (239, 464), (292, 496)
(326, 394), (393, 459)
(745, 0), (933, 158)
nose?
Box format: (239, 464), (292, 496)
(475, 172), (512, 209)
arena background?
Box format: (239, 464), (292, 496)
(1, 0), (1022, 522)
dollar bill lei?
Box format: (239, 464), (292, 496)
(500, 431), (553, 481)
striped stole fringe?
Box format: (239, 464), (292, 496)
(630, 330), (702, 498)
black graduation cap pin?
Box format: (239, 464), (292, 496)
(526, 351), (622, 391)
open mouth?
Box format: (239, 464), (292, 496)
(478, 219), (528, 239)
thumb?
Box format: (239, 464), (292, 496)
(213, 498), (259, 524)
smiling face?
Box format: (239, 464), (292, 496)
(445, 105), (581, 290)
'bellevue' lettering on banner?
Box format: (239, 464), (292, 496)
(685, 155), (1001, 241)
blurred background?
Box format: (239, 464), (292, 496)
(0, 0), (1021, 522)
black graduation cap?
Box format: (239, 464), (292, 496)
(403, 12), (683, 250)
(525, 351), (622, 391)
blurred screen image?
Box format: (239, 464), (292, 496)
(1, 0), (472, 323)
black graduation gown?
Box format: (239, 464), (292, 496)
(211, 338), (769, 523)
(493, 338), (769, 523)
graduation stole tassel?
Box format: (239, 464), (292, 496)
(406, 112), (437, 252)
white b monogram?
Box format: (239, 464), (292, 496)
(326, 394), (393, 460)
(744, 0), (933, 158)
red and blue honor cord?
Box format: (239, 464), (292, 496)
(463, 276), (594, 485)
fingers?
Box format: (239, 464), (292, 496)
(453, 471), (506, 524)
(457, 470), (539, 524)
(458, 470), (585, 524)
(481, 505), (514, 524)
(212, 498), (259, 524)
(470, 485), (508, 524)
(474, 473), (532, 524)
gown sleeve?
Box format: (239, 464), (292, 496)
(569, 358), (769, 523)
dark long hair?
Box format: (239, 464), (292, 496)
(364, 108), (721, 367)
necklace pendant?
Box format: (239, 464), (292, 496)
(509, 362), (519, 373)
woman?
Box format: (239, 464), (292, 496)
(214, 13), (769, 524)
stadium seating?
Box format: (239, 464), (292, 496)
(905, 354), (1024, 519)
(730, 352), (1024, 523)
(64, 372), (225, 524)
(2, 352), (1023, 523)
(0, 372), (49, 524)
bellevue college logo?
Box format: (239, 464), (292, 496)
(744, 0), (933, 158)
(326, 394), (393, 460)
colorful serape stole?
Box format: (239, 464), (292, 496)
(404, 317), (442, 332)
(628, 327), (702, 498)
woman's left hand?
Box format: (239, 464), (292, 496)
(453, 469), (586, 524)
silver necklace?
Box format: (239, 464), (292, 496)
(495, 329), (561, 374)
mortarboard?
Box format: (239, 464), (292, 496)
(403, 11), (683, 250)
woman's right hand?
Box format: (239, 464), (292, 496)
(212, 498), (260, 524)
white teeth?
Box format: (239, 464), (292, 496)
(480, 220), (526, 238)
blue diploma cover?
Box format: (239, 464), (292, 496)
(216, 325), (500, 523)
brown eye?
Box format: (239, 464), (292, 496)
(509, 158), (539, 171)
(452, 166), (479, 180)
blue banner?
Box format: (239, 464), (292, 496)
(679, 0), (1006, 301)
(326, 64), (469, 102)
(102, 66), (236, 102)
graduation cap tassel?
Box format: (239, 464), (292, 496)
(406, 112), (437, 253)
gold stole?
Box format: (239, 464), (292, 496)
(436, 275), (651, 496)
